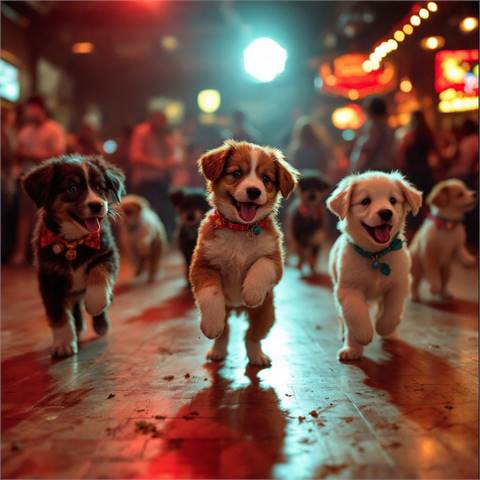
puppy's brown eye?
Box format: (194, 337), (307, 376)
(390, 197), (397, 205)
(262, 174), (271, 184)
(360, 198), (371, 206)
(67, 185), (78, 195)
(230, 170), (242, 179)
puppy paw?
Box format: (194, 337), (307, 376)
(197, 288), (226, 339)
(93, 313), (110, 336)
(241, 282), (269, 308)
(376, 317), (400, 336)
(85, 286), (110, 317)
(52, 323), (77, 358)
(337, 345), (363, 361)
(246, 341), (271, 367)
(206, 345), (227, 361)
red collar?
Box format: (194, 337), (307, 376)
(209, 209), (269, 235)
(427, 211), (461, 231)
(40, 224), (101, 261)
(298, 203), (323, 220)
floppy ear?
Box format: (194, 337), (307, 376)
(270, 148), (299, 199)
(22, 161), (55, 208)
(198, 141), (235, 182)
(427, 183), (449, 209)
(326, 177), (354, 219)
(91, 156), (126, 203)
(169, 188), (184, 206)
(397, 177), (423, 215)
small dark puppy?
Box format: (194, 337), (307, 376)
(23, 155), (125, 357)
(169, 187), (210, 281)
(286, 169), (330, 274)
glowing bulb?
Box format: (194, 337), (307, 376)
(427, 2), (438, 12)
(363, 60), (372, 72)
(419, 8), (429, 19)
(394, 30), (405, 42)
(403, 24), (414, 35)
(421, 36), (445, 50)
(460, 17), (478, 32)
(388, 39), (398, 50)
(197, 89), (221, 113)
(399, 79), (413, 93)
(410, 15), (421, 26)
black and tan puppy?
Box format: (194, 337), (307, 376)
(169, 187), (210, 282)
(286, 169), (330, 274)
(23, 155), (125, 357)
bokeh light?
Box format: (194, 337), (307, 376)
(243, 37), (287, 83)
(197, 89), (221, 113)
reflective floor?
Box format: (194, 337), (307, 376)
(2, 251), (478, 479)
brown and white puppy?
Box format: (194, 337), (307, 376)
(190, 140), (299, 366)
(120, 194), (166, 283)
(23, 155), (125, 357)
(285, 169), (330, 274)
(327, 171), (422, 361)
(410, 179), (476, 301)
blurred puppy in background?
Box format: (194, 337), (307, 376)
(169, 187), (210, 282)
(327, 171), (422, 361)
(23, 155), (125, 357)
(120, 194), (166, 283)
(286, 169), (330, 274)
(190, 140), (298, 366)
(410, 178), (476, 301)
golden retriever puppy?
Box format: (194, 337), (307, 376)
(120, 195), (166, 282)
(410, 179), (476, 301)
(327, 171), (422, 360)
(190, 140), (298, 366)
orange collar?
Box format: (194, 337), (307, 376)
(427, 211), (461, 231)
(209, 209), (269, 236)
(40, 225), (101, 261)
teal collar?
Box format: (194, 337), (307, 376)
(349, 234), (403, 276)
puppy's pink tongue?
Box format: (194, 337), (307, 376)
(84, 217), (100, 233)
(239, 203), (257, 223)
(374, 225), (391, 243)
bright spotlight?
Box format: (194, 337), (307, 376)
(243, 37), (287, 82)
(197, 89), (221, 113)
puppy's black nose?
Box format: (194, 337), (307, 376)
(247, 187), (261, 200)
(88, 202), (103, 214)
(378, 209), (393, 221)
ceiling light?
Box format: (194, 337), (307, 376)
(460, 17), (478, 33)
(419, 8), (430, 19)
(421, 36), (445, 50)
(394, 30), (405, 42)
(427, 2), (438, 12)
(399, 79), (413, 93)
(403, 24), (414, 35)
(410, 15), (421, 27)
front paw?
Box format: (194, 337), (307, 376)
(52, 324), (77, 358)
(246, 341), (271, 367)
(206, 345), (227, 361)
(376, 316), (401, 336)
(198, 289), (226, 339)
(242, 283), (268, 308)
(337, 345), (363, 361)
(85, 286), (110, 316)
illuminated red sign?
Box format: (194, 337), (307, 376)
(435, 49), (478, 95)
(319, 53), (396, 99)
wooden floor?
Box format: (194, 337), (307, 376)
(1, 251), (478, 479)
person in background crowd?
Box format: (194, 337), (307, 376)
(448, 119), (478, 181)
(67, 120), (103, 156)
(11, 96), (66, 264)
(226, 110), (261, 144)
(129, 108), (179, 237)
(396, 110), (438, 197)
(349, 96), (394, 172)
(287, 117), (328, 174)
(112, 125), (133, 188)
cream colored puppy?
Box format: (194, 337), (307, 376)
(120, 195), (166, 282)
(327, 171), (422, 361)
(410, 179), (476, 301)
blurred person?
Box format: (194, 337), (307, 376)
(287, 117), (328, 173)
(113, 125), (133, 187)
(129, 108), (178, 237)
(349, 96), (394, 172)
(448, 119), (478, 181)
(396, 110), (438, 196)
(226, 110), (261, 144)
(67, 120), (103, 156)
(11, 96), (66, 264)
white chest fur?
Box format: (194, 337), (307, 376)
(71, 264), (88, 293)
(203, 228), (277, 307)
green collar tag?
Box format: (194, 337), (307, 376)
(350, 235), (403, 276)
(251, 225), (262, 236)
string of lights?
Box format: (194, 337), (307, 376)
(363, 2), (438, 72)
